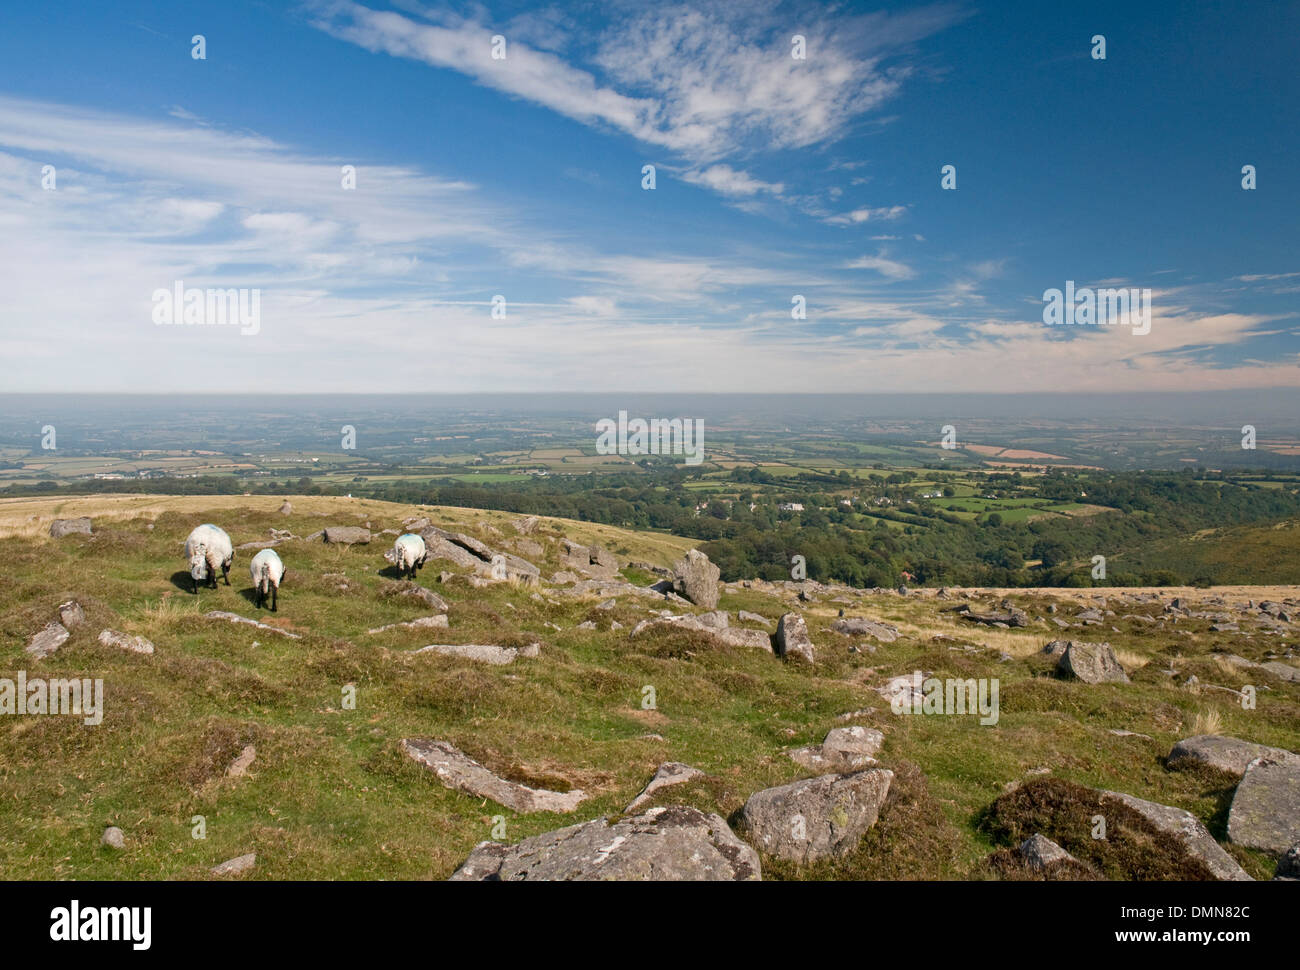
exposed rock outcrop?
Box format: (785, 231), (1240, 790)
(450, 806), (759, 881)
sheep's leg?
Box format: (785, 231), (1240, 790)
(271, 585), (277, 612)
(222, 563), (230, 586)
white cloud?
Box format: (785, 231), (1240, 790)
(846, 253), (915, 280)
(680, 164), (784, 197)
(825, 205), (907, 225)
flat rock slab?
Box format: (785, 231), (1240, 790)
(322, 526), (370, 544)
(788, 726), (884, 773)
(411, 642), (539, 665)
(1058, 641), (1129, 683)
(450, 806), (759, 881)
(1261, 661), (1300, 683)
(401, 738), (585, 814)
(742, 768), (893, 863)
(400, 585), (449, 612)
(26, 622), (69, 659)
(1168, 735), (1300, 777)
(97, 629), (155, 655)
(1228, 759), (1300, 855)
(206, 611), (302, 639)
(210, 852), (256, 876)
(625, 762), (704, 813)
(1103, 791), (1251, 881)
(49, 517), (92, 538)
(367, 615), (448, 634)
(830, 617), (900, 642)
(961, 606), (1029, 628)
(630, 615), (773, 651)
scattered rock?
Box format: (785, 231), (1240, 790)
(57, 600), (85, 629)
(1041, 639), (1072, 658)
(226, 744), (256, 778)
(366, 615), (449, 634)
(97, 629), (155, 655)
(1104, 791), (1251, 880)
(412, 643), (539, 665)
(961, 604), (1030, 628)
(49, 517), (92, 538)
(737, 610), (771, 626)
(625, 762), (704, 813)
(1228, 759), (1300, 855)
(400, 585), (448, 612)
(26, 622), (69, 659)
(775, 613), (814, 663)
(830, 617), (899, 642)
(323, 525), (371, 544)
(1261, 661), (1300, 683)
(1058, 641), (1129, 684)
(205, 611), (302, 639)
(1277, 842), (1300, 879)
(210, 853), (256, 876)
(742, 768), (893, 863)
(450, 806), (759, 881)
(1019, 833), (1076, 872)
(400, 738), (586, 813)
(101, 826), (126, 850)
(1168, 735), (1300, 777)
(788, 726), (884, 772)
(672, 549), (720, 609)
(629, 615), (772, 651)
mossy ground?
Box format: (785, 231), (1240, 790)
(0, 495), (1294, 880)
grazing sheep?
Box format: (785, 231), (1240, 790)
(184, 524), (234, 594)
(249, 548), (285, 611)
(384, 533), (427, 579)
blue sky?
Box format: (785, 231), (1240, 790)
(0, 0), (1296, 392)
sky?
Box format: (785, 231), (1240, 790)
(0, 0), (1296, 394)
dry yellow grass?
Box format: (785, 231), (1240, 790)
(0, 494), (699, 567)
(1113, 648), (1150, 671)
(1189, 709), (1223, 736)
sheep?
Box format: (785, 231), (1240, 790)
(384, 533), (427, 579)
(249, 548), (284, 611)
(184, 524), (234, 594)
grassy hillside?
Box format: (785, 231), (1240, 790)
(0, 495), (1296, 880)
(1116, 518), (1300, 586)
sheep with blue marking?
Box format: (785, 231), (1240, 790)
(249, 548), (285, 611)
(184, 524), (234, 594)
(385, 533), (427, 579)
